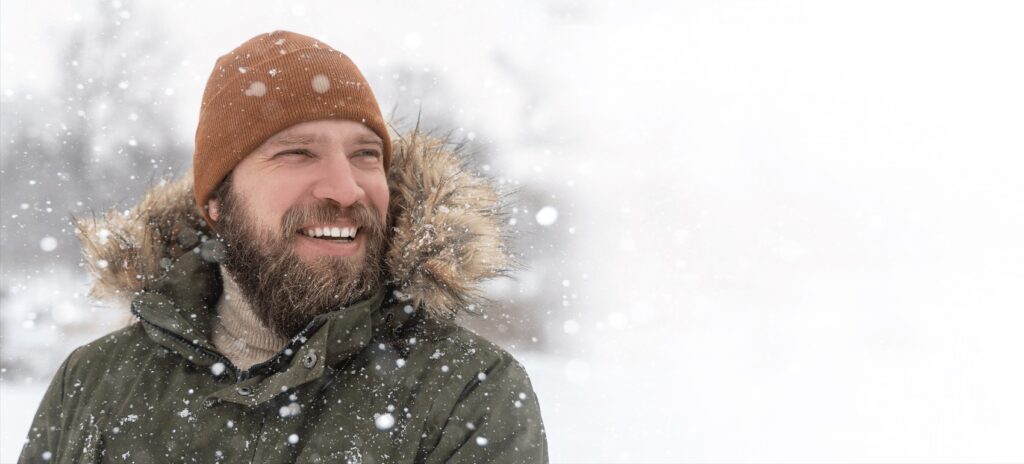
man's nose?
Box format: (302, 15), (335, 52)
(311, 156), (365, 207)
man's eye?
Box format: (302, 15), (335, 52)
(357, 150), (381, 158)
(273, 150), (312, 159)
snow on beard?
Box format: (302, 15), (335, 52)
(214, 177), (387, 339)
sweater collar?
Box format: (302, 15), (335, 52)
(211, 266), (287, 367)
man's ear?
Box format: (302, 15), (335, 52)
(208, 198), (220, 222)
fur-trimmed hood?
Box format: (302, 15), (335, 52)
(76, 130), (514, 318)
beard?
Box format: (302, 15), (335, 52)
(214, 181), (388, 339)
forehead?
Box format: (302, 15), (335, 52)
(261, 119), (382, 149)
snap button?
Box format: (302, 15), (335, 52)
(237, 386), (253, 396)
(176, 229), (200, 248)
(302, 350), (318, 368)
(200, 240), (227, 263)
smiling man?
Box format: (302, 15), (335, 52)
(20, 31), (547, 463)
(209, 120), (392, 346)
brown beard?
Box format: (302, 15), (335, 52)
(215, 178), (388, 339)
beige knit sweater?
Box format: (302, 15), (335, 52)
(211, 267), (287, 370)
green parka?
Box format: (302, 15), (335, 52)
(19, 132), (547, 463)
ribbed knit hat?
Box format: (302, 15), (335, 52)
(192, 30), (391, 224)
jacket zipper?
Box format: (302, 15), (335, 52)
(142, 319), (246, 381)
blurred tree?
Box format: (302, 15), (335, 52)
(1, 0), (188, 274)
(1, 0), (187, 377)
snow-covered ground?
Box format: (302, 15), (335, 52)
(0, 380), (45, 462)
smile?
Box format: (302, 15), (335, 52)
(297, 225), (358, 242)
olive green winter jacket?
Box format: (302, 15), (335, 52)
(19, 132), (547, 463)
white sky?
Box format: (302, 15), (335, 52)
(3, 1), (1024, 461)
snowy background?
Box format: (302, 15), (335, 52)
(3, 1), (1024, 462)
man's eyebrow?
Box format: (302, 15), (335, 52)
(267, 133), (383, 147)
(356, 136), (384, 147)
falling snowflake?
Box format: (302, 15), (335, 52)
(245, 81), (267, 97)
(375, 413), (395, 431)
(39, 237), (58, 252)
(311, 74), (330, 93)
(535, 206), (558, 226)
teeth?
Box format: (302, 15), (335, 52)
(301, 226), (358, 239)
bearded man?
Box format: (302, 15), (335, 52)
(20, 30), (547, 463)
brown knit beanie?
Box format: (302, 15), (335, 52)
(192, 30), (391, 224)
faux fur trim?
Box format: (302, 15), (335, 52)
(76, 130), (515, 318)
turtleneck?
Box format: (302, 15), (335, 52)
(211, 266), (287, 370)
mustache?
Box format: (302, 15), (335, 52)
(279, 200), (385, 241)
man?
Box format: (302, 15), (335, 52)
(20, 30), (547, 463)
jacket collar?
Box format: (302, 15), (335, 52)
(129, 249), (418, 375)
(128, 249), (423, 409)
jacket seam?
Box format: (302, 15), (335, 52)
(54, 347), (78, 463)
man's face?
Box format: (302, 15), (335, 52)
(212, 119), (389, 262)
(208, 119), (391, 338)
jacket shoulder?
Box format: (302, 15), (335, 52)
(398, 317), (548, 462)
(403, 315), (543, 420)
(408, 315), (527, 373)
(62, 322), (164, 379)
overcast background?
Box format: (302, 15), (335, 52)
(2, 1), (1024, 462)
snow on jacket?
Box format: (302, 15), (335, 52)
(19, 130), (548, 463)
